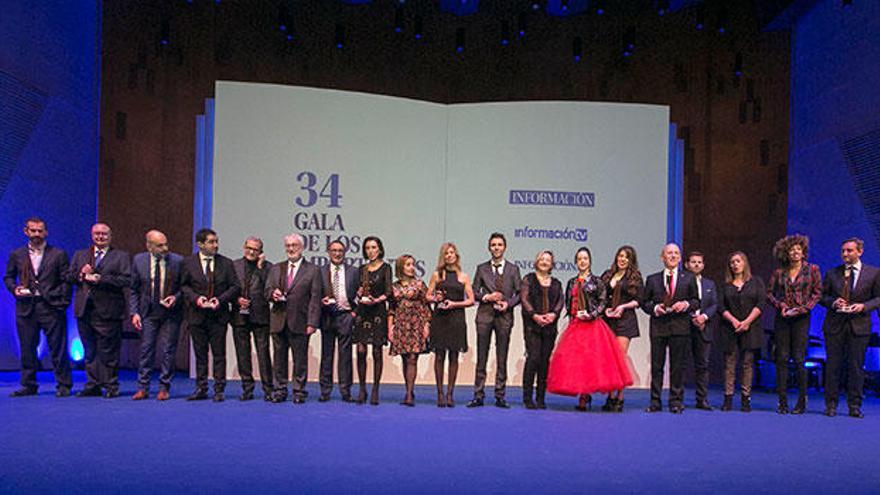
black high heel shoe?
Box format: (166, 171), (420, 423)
(575, 394), (592, 412)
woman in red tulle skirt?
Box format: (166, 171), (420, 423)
(547, 247), (633, 410)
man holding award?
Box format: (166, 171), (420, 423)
(4, 217), (72, 397)
(820, 238), (880, 418)
(641, 243), (699, 414)
(467, 233), (521, 408)
(231, 237), (273, 401)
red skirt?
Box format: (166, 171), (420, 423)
(547, 317), (633, 396)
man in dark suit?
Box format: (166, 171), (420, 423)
(129, 230), (183, 401)
(4, 217), (72, 397)
(265, 233), (322, 404)
(820, 237), (880, 418)
(641, 243), (699, 414)
(467, 232), (521, 409)
(318, 240), (358, 402)
(231, 236), (273, 401)
(67, 222), (131, 398)
(685, 251), (717, 411)
(180, 228), (240, 402)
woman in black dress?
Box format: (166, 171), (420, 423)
(719, 251), (765, 412)
(599, 245), (643, 412)
(520, 250), (564, 410)
(427, 242), (474, 408)
(353, 236), (392, 405)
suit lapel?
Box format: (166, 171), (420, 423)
(852, 265), (870, 295)
(287, 261), (305, 294)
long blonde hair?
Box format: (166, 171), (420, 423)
(725, 251), (752, 284)
(435, 242), (461, 280)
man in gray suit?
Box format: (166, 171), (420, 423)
(467, 233), (521, 408)
(231, 236), (273, 401)
(130, 230), (183, 401)
(266, 233), (322, 404)
(318, 240), (358, 402)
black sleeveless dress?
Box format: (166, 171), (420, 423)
(430, 269), (468, 353)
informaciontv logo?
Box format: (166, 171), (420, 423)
(508, 189), (595, 208)
(514, 227), (589, 242)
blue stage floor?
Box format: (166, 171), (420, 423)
(1, 370), (878, 494)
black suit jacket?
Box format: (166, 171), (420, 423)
(129, 251), (184, 321)
(67, 246), (131, 320)
(180, 253), (240, 325)
(265, 259), (322, 334)
(231, 257), (272, 326)
(472, 260), (522, 325)
(641, 269), (700, 337)
(4, 245), (71, 315)
(820, 263), (880, 336)
(690, 275), (719, 342)
(319, 262), (359, 325)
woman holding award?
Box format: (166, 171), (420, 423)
(387, 255), (431, 407)
(353, 236), (393, 405)
(767, 234), (822, 415)
(599, 245), (643, 412)
(719, 251), (765, 412)
(520, 250), (564, 409)
(548, 248), (633, 411)
(428, 242), (474, 408)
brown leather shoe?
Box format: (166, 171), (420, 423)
(157, 390), (170, 401)
(132, 390), (149, 401)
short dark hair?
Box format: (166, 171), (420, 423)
(488, 232), (506, 246)
(327, 239), (346, 251)
(362, 236), (385, 260)
(842, 237), (865, 251)
(24, 217), (46, 227)
(687, 251), (705, 262)
(195, 228), (217, 244)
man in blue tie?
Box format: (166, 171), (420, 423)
(67, 222), (131, 398)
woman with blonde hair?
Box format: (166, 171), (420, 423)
(387, 254), (431, 407)
(520, 250), (564, 409)
(427, 242), (474, 407)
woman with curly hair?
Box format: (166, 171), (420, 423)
(767, 234), (822, 414)
(599, 245), (643, 412)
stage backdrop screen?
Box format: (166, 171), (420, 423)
(211, 82), (670, 388)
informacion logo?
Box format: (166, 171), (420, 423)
(514, 226), (589, 242)
(508, 189), (595, 208)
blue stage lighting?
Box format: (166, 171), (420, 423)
(70, 338), (84, 362)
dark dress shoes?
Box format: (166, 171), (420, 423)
(695, 401), (713, 411)
(76, 388), (102, 398)
(212, 393), (225, 403)
(103, 390), (120, 399)
(10, 387), (38, 397)
(271, 394), (287, 404)
(523, 399), (537, 410)
(849, 407), (864, 419)
(318, 395), (331, 403)
(466, 398), (484, 408)
(186, 390), (209, 401)
(240, 391), (254, 402)
(341, 395), (355, 403)
(824, 404), (837, 417)
(55, 387), (70, 398)
(495, 398), (511, 409)
(670, 405), (685, 414)
(292, 396), (305, 404)
(645, 404), (662, 413)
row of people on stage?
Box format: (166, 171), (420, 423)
(5, 218), (878, 418)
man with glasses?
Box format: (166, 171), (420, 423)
(231, 236), (273, 401)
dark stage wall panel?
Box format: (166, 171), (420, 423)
(0, 1), (101, 368)
(787, 0), (880, 345)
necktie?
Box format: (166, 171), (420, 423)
(205, 258), (214, 298)
(332, 265), (342, 300)
(843, 266), (854, 302)
(152, 254), (162, 302)
(664, 271), (674, 306)
(493, 263), (503, 292)
(287, 262), (295, 290)
(94, 249), (104, 266)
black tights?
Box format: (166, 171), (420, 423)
(401, 353), (419, 402)
(434, 349), (459, 401)
(356, 343), (384, 401)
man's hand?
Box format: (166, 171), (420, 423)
(160, 295), (176, 308)
(131, 314), (143, 331)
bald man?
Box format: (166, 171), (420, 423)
(129, 230), (184, 401)
(67, 222), (131, 398)
(640, 243), (699, 414)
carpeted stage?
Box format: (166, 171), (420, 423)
(1, 370), (878, 494)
